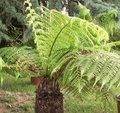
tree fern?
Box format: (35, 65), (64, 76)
(25, 0), (109, 74)
(24, 0), (120, 94)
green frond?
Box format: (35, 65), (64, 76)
(0, 46), (39, 63)
(61, 51), (120, 94)
(0, 46), (41, 78)
(77, 2), (92, 21)
(25, 1), (109, 75)
(24, 0), (120, 94)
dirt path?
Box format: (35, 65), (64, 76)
(0, 90), (35, 113)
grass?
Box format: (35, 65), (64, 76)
(0, 75), (119, 113)
(0, 96), (16, 103)
(64, 93), (117, 113)
(1, 75), (36, 93)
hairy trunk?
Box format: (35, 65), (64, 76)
(35, 77), (64, 113)
(117, 96), (120, 113)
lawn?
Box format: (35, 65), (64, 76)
(0, 75), (118, 113)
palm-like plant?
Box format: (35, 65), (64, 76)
(0, 0), (117, 112)
(23, 0), (120, 113)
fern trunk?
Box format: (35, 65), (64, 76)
(35, 77), (64, 113)
(117, 96), (120, 113)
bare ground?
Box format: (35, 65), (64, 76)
(0, 90), (35, 113)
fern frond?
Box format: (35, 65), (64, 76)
(25, 1), (109, 74)
(77, 2), (92, 21)
(61, 51), (120, 93)
(0, 46), (41, 77)
(24, 1), (120, 94)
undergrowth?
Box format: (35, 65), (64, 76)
(0, 75), (118, 113)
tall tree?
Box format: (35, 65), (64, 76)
(0, 0), (39, 47)
(0, 0), (24, 47)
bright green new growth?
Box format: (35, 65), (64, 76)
(77, 2), (92, 21)
(24, 0), (120, 93)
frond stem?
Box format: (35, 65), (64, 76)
(46, 20), (71, 75)
(48, 21), (71, 57)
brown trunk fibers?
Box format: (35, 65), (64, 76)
(117, 95), (120, 113)
(35, 77), (64, 113)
